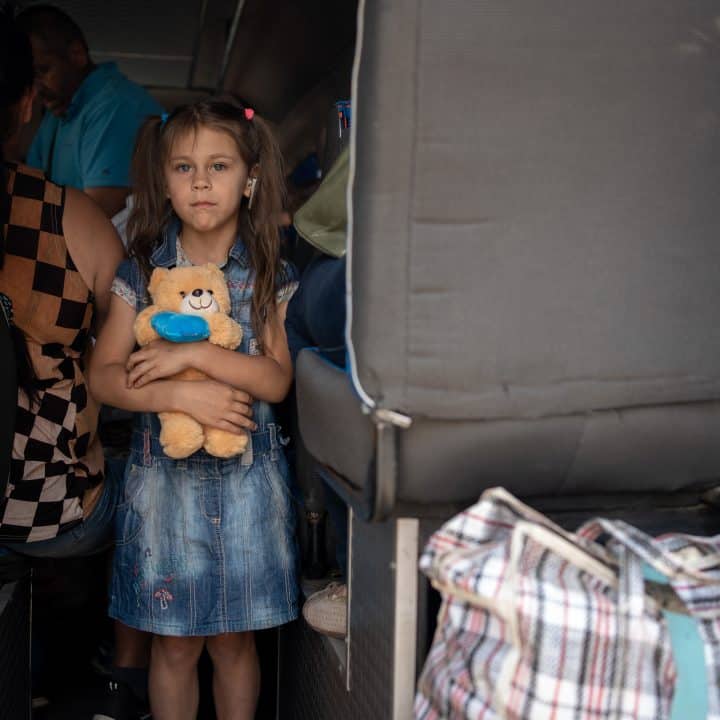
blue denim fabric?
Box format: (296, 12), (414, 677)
(109, 224), (299, 635)
(285, 254), (346, 368)
(110, 417), (298, 635)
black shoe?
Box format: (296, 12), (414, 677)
(92, 680), (151, 720)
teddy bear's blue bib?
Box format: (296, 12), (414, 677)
(151, 312), (210, 343)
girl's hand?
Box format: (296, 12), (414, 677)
(126, 340), (195, 388)
(174, 380), (257, 434)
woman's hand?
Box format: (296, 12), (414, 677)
(126, 340), (196, 388)
(173, 380), (256, 434)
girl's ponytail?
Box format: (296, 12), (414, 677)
(239, 113), (286, 347)
(127, 115), (173, 282)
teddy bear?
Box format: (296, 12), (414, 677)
(134, 263), (248, 459)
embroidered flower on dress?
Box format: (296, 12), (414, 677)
(154, 587), (174, 610)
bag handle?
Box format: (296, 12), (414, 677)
(469, 487), (616, 564)
(489, 489), (720, 584)
(579, 518), (720, 585)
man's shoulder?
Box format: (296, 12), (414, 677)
(105, 70), (162, 113)
(113, 74), (162, 109)
(84, 68), (162, 118)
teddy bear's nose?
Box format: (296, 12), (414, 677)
(192, 289), (204, 297)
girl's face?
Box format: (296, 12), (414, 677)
(165, 125), (253, 236)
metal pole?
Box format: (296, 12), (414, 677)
(216, 0), (248, 91)
(392, 518), (419, 720)
(187, 0), (209, 89)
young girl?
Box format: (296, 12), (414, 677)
(90, 99), (299, 720)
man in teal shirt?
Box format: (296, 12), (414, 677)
(18, 5), (163, 219)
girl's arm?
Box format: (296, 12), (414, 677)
(127, 302), (294, 403)
(90, 294), (256, 434)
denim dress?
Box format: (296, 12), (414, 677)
(108, 225), (299, 636)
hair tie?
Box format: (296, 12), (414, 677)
(244, 107), (255, 121)
(160, 112), (169, 127)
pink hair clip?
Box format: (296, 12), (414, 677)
(244, 107), (255, 121)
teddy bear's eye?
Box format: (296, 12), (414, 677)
(180, 291), (186, 297)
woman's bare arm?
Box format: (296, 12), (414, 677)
(62, 187), (125, 334)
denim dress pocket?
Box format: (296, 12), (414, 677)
(261, 454), (295, 532)
(115, 463), (149, 546)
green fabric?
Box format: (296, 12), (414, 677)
(643, 565), (708, 720)
(294, 148), (348, 258)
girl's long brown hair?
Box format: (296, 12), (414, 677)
(128, 97), (286, 346)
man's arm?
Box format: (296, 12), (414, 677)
(84, 186), (129, 219)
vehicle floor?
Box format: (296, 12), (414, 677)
(29, 555), (278, 719)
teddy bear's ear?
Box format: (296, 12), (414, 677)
(148, 268), (171, 298)
(204, 264), (231, 312)
(204, 263), (224, 281)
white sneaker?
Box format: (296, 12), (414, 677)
(302, 582), (347, 639)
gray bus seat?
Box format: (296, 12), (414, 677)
(295, 0), (720, 521)
(296, 350), (373, 494)
(298, 347), (720, 520)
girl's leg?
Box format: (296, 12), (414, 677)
(115, 620), (152, 666)
(206, 632), (260, 720)
(149, 635), (205, 720)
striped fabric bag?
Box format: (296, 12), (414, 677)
(414, 487), (720, 720)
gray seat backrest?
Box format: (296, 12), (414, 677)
(348, 0), (720, 424)
(296, 0), (720, 514)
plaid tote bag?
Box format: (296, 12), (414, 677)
(415, 488), (720, 720)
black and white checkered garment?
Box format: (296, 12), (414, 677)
(0, 164), (103, 542)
